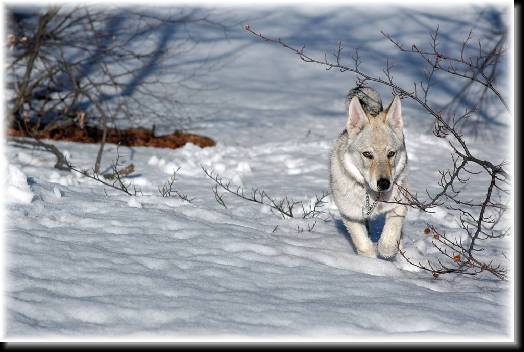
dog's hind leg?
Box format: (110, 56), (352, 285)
(342, 216), (376, 258)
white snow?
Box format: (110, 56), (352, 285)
(2, 3), (513, 342)
(6, 165), (34, 205)
(127, 197), (143, 208)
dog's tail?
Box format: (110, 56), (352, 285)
(345, 86), (383, 116)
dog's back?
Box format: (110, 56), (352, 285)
(345, 87), (383, 117)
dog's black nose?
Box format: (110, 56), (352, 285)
(377, 178), (390, 191)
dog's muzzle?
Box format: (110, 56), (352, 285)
(377, 178), (390, 191)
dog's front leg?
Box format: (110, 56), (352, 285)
(378, 206), (407, 258)
(343, 217), (376, 257)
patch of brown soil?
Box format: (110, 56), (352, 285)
(7, 123), (216, 149)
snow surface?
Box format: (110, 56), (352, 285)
(5, 165), (34, 205)
(2, 4), (513, 341)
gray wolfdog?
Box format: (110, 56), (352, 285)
(330, 87), (408, 258)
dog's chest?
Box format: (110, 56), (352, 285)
(369, 185), (403, 216)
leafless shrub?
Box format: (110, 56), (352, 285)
(398, 225), (507, 280)
(7, 135), (70, 170)
(202, 166), (329, 220)
(297, 220), (318, 233)
(103, 163), (135, 180)
(211, 184), (228, 209)
(65, 148), (141, 196)
(380, 16), (508, 137)
(6, 5), (234, 171)
(302, 192), (329, 219)
(245, 16), (510, 280)
(158, 167), (193, 202)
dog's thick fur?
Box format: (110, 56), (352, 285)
(330, 87), (408, 258)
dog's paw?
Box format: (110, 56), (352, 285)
(357, 246), (377, 258)
(377, 241), (398, 258)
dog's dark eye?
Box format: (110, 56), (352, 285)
(362, 151), (373, 159)
(387, 151), (396, 158)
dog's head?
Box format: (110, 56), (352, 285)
(343, 95), (407, 193)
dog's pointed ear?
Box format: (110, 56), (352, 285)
(347, 96), (367, 135)
(385, 95), (403, 133)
